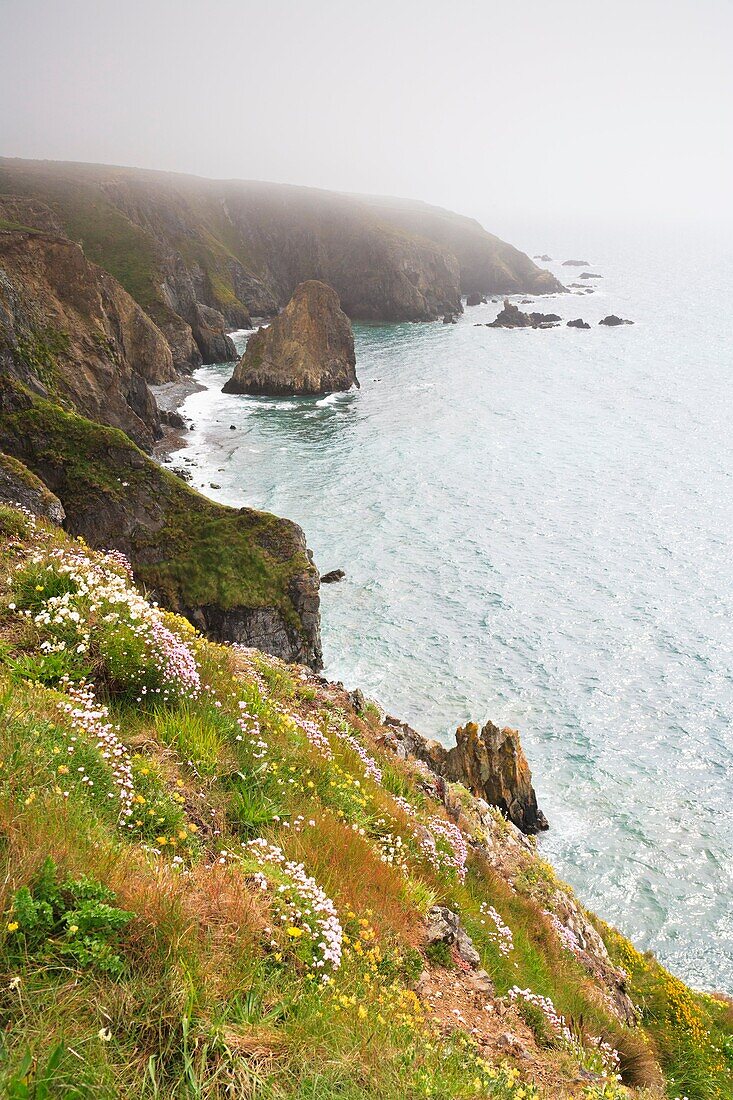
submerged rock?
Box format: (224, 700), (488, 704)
(567, 318), (591, 329)
(599, 314), (634, 326)
(222, 281), (358, 396)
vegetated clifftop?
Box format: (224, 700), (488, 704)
(223, 280), (358, 396)
(0, 378), (322, 667)
(0, 217), (174, 451)
(0, 506), (730, 1099)
(0, 158), (564, 371)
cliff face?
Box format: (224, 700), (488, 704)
(0, 221), (174, 451)
(0, 160), (563, 369)
(0, 377), (322, 668)
(223, 280), (358, 396)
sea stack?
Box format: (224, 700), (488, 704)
(222, 280), (358, 396)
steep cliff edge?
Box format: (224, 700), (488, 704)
(0, 160), (563, 368)
(0, 513), (730, 1098)
(0, 222), (174, 451)
(223, 280), (358, 396)
(0, 377), (322, 667)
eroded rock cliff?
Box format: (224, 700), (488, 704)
(0, 224), (174, 450)
(0, 160), (564, 358)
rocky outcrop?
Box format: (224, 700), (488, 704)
(320, 568), (345, 584)
(0, 376), (322, 668)
(561, 259), (591, 267)
(424, 906), (494, 995)
(0, 451), (64, 524)
(0, 227), (174, 450)
(579, 272), (602, 280)
(487, 300), (561, 329)
(599, 315), (634, 326)
(466, 292), (486, 306)
(441, 721), (548, 834)
(567, 318), (591, 329)
(534, 254), (553, 262)
(382, 713), (547, 834)
(223, 281), (358, 397)
(442, 313), (458, 324)
(0, 159), (564, 347)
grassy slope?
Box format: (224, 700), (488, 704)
(0, 507), (730, 1099)
(0, 379), (314, 637)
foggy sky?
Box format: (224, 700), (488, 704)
(1, 0), (732, 237)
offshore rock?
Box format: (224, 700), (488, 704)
(0, 451), (65, 525)
(465, 292), (486, 306)
(320, 568), (345, 584)
(562, 259), (591, 267)
(567, 318), (591, 329)
(599, 314), (634, 326)
(488, 300), (561, 329)
(223, 281), (357, 396)
(442, 313), (458, 324)
(579, 272), (602, 280)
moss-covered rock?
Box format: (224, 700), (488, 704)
(0, 451), (65, 524)
(0, 376), (321, 666)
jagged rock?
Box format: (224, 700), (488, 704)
(159, 409), (186, 429)
(599, 315), (634, 326)
(534, 254), (553, 262)
(561, 260), (591, 267)
(435, 721), (547, 833)
(465, 292), (486, 306)
(223, 281), (358, 397)
(567, 318), (591, 329)
(579, 272), (602, 280)
(442, 313), (458, 324)
(488, 300), (534, 328)
(0, 452), (64, 524)
(321, 568), (346, 584)
(488, 300), (561, 330)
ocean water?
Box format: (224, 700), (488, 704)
(166, 223), (733, 992)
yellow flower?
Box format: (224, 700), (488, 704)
(357, 1005), (367, 1019)
(286, 926), (304, 938)
(68, 924), (78, 935)
(6, 921), (19, 933)
(156, 836), (168, 845)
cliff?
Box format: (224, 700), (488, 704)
(0, 507), (730, 1099)
(0, 219), (174, 451)
(0, 376), (322, 667)
(0, 159), (564, 371)
(223, 280), (358, 396)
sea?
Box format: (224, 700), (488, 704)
(161, 218), (733, 993)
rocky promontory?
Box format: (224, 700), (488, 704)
(223, 281), (358, 397)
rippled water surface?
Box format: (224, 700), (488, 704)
(168, 225), (733, 991)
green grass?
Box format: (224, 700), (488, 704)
(0, 378), (316, 637)
(0, 509), (730, 1098)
